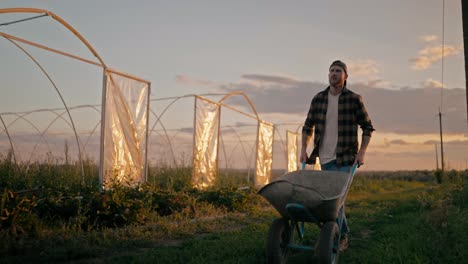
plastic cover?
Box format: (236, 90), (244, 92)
(101, 71), (149, 187)
(286, 130), (298, 172)
(192, 97), (220, 189)
(255, 121), (274, 187)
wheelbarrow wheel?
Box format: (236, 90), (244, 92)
(266, 218), (292, 264)
(317, 221), (340, 264)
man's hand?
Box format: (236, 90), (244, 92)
(355, 135), (370, 168)
(354, 151), (365, 167)
(300, 149), (308, 164)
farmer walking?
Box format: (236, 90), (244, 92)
(300, 60), (375, 250)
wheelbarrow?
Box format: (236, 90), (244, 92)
(258, 163), (358, 264)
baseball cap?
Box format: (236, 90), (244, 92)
(329, 60), (348, 74)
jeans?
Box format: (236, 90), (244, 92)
(321, 160), (350, 235)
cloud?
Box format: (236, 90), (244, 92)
(345, 60), (392, 88)
(241, 74), (302, 86)
(347, 60), (379, 77)
(410, 45), (461, 70)
(424, 139), (468, 146)
(218, 80), (324, 116)
(422, 78), (445, 89)
(214, 75), (466, 135)
(420, 35), (438, 43)
(366, 79), (390, 88)
(423, 140), (439, 145)
(389, 139), (410, 145)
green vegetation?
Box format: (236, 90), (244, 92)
(1, 153), (467, 263)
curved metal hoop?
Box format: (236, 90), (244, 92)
(3, 37), (85, 180)
(0, 8), (107, 68)
(1, 8), (111, 183)
(218, 91), (260, 121)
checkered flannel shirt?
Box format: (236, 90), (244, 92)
(302, 86), (375, 167)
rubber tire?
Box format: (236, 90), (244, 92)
(266, 218), (292, 264)
(317, 221), (340, 264)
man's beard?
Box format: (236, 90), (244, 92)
(329, 78), (343, 87)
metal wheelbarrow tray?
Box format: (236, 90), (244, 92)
(258, 169), (352, 222)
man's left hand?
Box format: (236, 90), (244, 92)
(355, 151), (365, 167)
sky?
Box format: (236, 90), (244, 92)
(0, 0), (467, 171)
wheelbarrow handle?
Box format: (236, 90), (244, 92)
(350, 162), (359, 176)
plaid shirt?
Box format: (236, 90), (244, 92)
(302, 86), (375, 167)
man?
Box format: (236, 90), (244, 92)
(300, 60), (374, 251)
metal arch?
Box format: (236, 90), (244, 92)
(67, 105), (101, 157)
(1, 104), (102, 162)
(148, 95), (206, 168)
(82, 120), (101, 157)
(226, 141), (242, 168)
(0, 8), (108, 69)
(0, 112), (53, 162)
(148, 109), (177, 167)
(1, 7), (112, 184)
(0, 32), (103, 68)
(218, 91), (260, 121)
(3, 38), (85, 181)
(219, 132), (228, 170)
(148, 129), (180, 167)
(33, 105), (101, 159)
(0, 115), (18, 168)
(148, 93), (257, 138)
(220, 125), (252, 171)
(79, 105), (102, 157)
(148, 94), (230, 140)
(27, 109), (78, 164)
(148, 95), (200, 138)
(150, 93), (230, 102)
(148, 97), (185, 138)
(0, 104), (101, 163)
(67, 104), (101, 157)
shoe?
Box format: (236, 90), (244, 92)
(339, 234), (348, 251)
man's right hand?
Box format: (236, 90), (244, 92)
(300, 149), (308, 163)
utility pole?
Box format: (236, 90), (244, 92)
(461, 0), (468, 126)
(439, 109), (445, 179)
(435, 144), (439, 170)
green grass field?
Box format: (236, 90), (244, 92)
(103, 179), (468, 264)
(1, 158), (467, 263)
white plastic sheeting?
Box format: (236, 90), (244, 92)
(100, 70), (150, 188)
(192, 97), (220, 189)
(286, 130), (298, 172)
(255, 121), (274, 187)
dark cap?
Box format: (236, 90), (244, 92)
(329, 60), (348, 75)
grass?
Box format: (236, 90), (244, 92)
(1, 154), (467, 263)
(102, 177), (468, 264)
